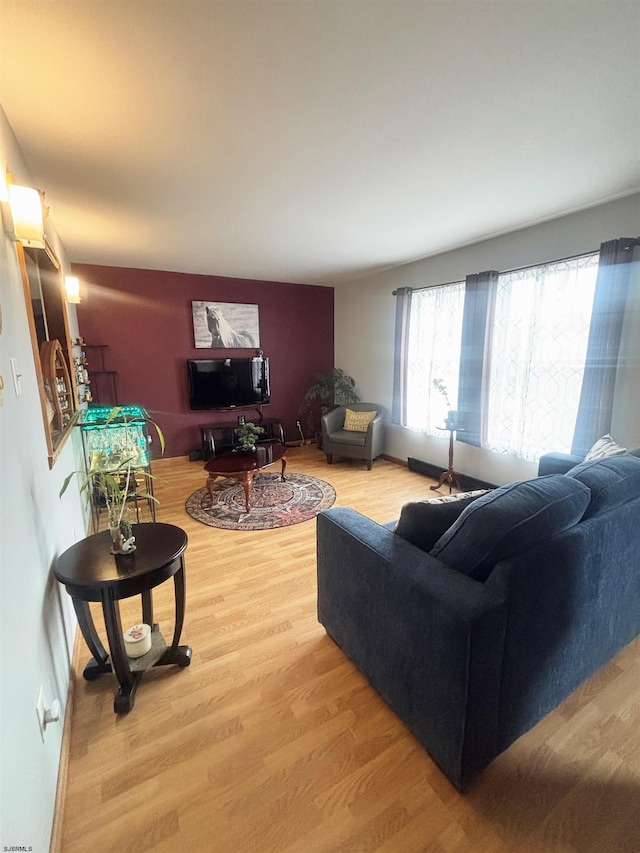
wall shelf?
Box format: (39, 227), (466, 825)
(40, 339), (75, 437)
(85, 343), (118, 404)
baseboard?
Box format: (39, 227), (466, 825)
(49, 628), (82, 852)
(381, 453), (407, 467)
(407, 456), (497, 491)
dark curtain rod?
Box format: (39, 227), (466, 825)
(392, 248), (599, 296)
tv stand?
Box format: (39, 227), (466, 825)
(199, 417), (285, 461)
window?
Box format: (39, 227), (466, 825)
(398, 252), (599, 461)
(405, 282), (465, 434)
(486, 254), (598, 460)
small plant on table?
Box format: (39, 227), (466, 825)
(235, 421), (264, 452)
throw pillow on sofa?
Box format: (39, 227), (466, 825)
(566, 454), (640, 518)
(584, 434), (627, 460)
(429, 475), (591, 582)
(393, 490), (490, 553)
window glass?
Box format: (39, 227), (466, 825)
(486, 254), (598, 461)
(405, 282), (465, 434)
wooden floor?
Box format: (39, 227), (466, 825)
(59, 446), (640, 853)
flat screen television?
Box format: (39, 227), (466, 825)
(187, 357), (270, 410)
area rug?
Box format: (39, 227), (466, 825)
(185, 472), (336, 530)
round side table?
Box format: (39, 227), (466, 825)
(54, 522), (192, 713)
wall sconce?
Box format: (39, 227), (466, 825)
(6, 183), (46, 248)
(65, 276), (81, 304)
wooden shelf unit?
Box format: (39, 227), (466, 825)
(85, 343), (118, 405)
(40, 339), (75, 436)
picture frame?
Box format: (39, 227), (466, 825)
(192, 301), (260, 349)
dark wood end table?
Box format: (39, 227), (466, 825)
(204, 444), (287, 512)
(430, 427), (462, 494)
(54, 522), (192, 713)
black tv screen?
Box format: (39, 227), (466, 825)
(187, 357), (270, 410)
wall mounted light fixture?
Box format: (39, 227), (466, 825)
(64, 276), (81, 304)
(6, 183), (46, 248)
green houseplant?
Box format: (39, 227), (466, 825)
(432, 377), (459, 429)
(301, 368), (360, 447)
(60, 407), (165, 553)
(304, 368), (360, 409)
(234, 421), (264, 452)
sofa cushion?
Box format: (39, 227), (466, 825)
(565, 454), (640, 518)
(429, 475), (591, 581)
(343, 408), (377, 432)
(393, 490), (490, 552)
(584, 433), (627, 461)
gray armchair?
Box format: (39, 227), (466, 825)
(321, 403), (387, 470)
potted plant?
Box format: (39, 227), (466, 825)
(304, 368), (360, 409)
(60, 407), (165, 554)
(432, 378), (459, 429)
(235, 421), (264, 452)
(301, 368), (360, 448)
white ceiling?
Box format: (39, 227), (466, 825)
(1, 1), (639, 285)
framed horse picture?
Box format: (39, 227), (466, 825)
(192, 301), (261, 349)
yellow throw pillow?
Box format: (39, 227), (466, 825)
(343, 409), (377, 432)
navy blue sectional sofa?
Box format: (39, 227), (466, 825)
(316, 454), (640, 790)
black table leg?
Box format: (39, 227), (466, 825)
(101, 589), (141, 713)
(72, 598), (112, 680)
(141, 589), (154, 627)
(156, 561), (191, 669)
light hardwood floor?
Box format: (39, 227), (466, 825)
(59, 446), (640, 853)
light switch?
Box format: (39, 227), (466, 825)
(10, 358), (22, 396)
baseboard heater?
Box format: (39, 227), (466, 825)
(407, 457), (497, 492)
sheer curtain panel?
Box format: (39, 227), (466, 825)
(405, 283), (465, 434)
(486, 254), (598, 461)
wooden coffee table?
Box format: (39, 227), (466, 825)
(204, 444), (288, 512)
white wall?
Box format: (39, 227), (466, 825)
(0, 108), (88, 851)
(335, 193), (640, 486)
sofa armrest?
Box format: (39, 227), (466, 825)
(316, 507), (507, 790)
(537, 451), (585, 476)
(321, 406), (345, 436)
(363, 411), (385, 455)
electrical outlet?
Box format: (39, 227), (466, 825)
(35, 687), (61, 742)
(36, 687), (46, 742)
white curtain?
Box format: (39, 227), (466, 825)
(406, 282), (465, 434)
(486, 254), (598, 461)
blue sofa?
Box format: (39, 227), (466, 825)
(316, 455), (640, 790)
(538, 446), (640, 475)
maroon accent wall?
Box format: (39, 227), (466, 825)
(73, 264), (334, 458)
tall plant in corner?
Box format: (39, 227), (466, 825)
(301, 368), (360, 441)
(60, 407), (165, 552)
(305, 368), (360, 410)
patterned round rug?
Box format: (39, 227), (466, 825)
(185, 472), (336, 530)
